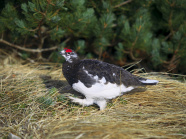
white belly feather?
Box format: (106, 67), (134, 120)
(72, 77), (134, 99)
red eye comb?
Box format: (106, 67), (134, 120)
(64, 48), (72, 53)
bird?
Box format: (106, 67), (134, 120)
(60, 48), (158, 110)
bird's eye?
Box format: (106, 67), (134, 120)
(67, 52), (71, 55)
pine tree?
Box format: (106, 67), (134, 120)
(0, 0), (185, 73)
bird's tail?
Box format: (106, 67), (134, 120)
(137, 77), (159, 85)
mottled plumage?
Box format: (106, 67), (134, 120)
(60, 48), (158, 110)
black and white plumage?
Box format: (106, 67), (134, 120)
(60, 48), (158, 110)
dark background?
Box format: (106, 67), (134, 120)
(0, 0), (185, 74)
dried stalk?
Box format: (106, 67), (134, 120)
(0, 39), (58, 52)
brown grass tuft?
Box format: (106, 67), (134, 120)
(0, 64), (185, 139)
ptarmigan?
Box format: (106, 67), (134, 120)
(60, 48), (158, 110)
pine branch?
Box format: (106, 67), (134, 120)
(129, 35), (141, 61)
(0, 39), (58, 52)
(122, 50), (130, 54)
(98, 47), (103, 60)
(1, 32), (4, 40)
(122, 49), (141, 61)
(37, 34), (47, 59)
(164, 32), (172, 41)
(17, 51), (35, 63)
(129, 50), (141, 61)
(114, 0), (133, 8)
(163, 37), (183, 65)
(168, 10), (174, 34)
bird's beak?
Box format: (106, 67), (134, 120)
(59, 51), (64, 55)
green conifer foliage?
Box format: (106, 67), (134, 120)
(0, 0), (185, 73)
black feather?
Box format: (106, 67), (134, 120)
(63, 59), (145, 88)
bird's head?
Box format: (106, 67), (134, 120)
(60, 48), (78, 63)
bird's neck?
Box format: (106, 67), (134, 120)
(66, 57), (80, 64)
(62, 58), (80, 86)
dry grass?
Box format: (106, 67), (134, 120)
(0, 64), (186, 139)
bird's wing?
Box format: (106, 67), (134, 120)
(77, 59), (143, 88)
